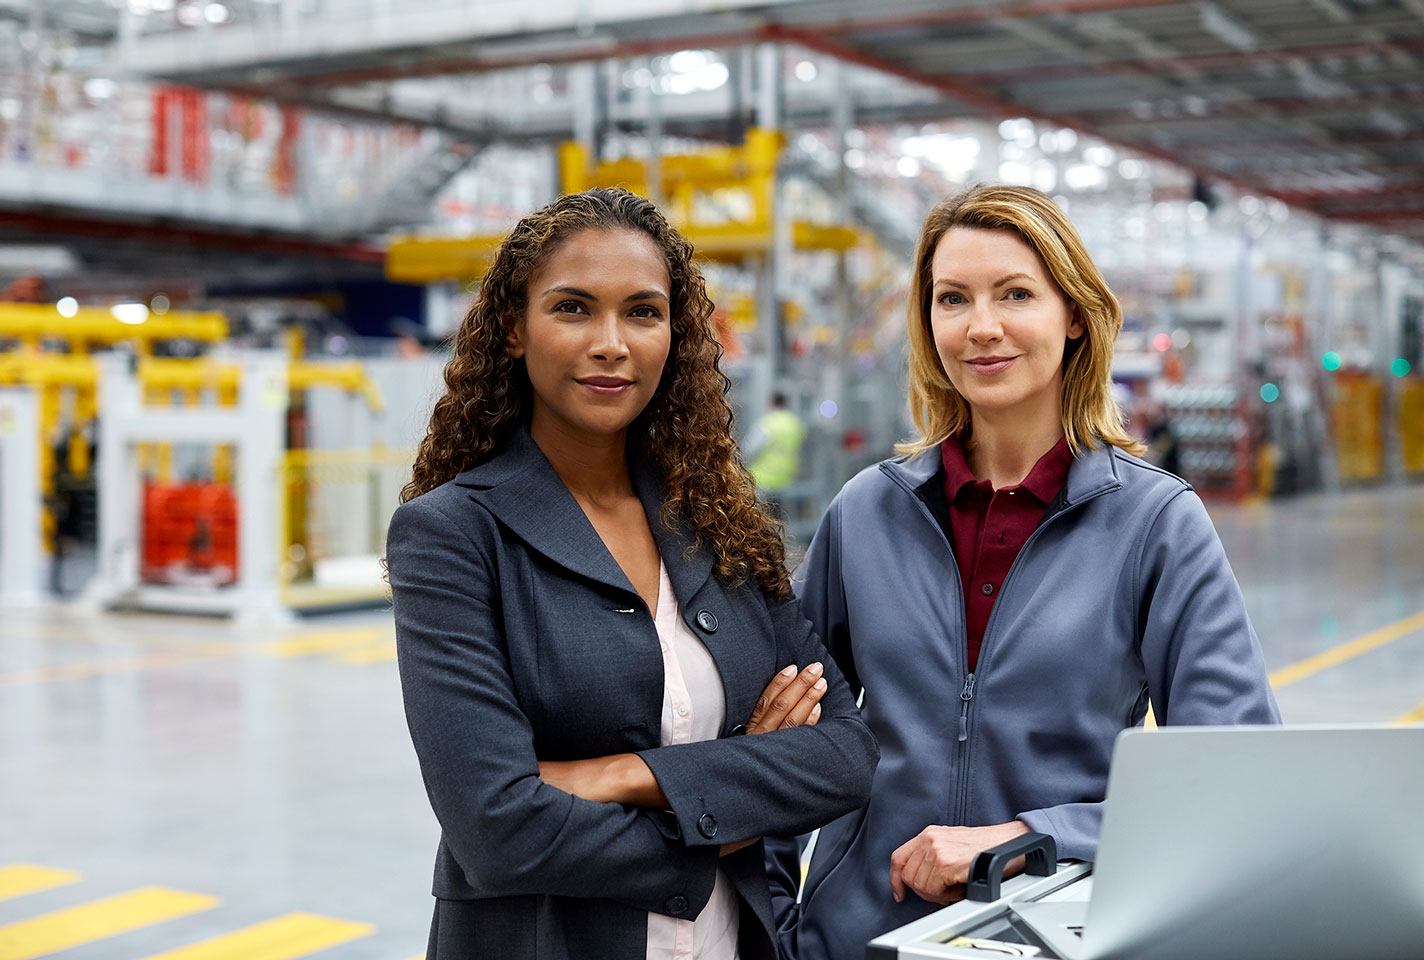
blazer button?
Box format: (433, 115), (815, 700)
(728, 724), (747, 737)
(697, 812), (718, 839)
(695, 610), (718, 633)
(665, 895), (688, 916)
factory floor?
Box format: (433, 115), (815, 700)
(1, 483), (1421, 959)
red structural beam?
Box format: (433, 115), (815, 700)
(1274, 181), (1424, 204)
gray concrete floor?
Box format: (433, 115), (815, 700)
(1, 484), (1421, 958)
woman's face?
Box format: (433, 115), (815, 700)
(929, 226), (1084, 428)
(509, 227), (673, 445)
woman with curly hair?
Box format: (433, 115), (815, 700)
(387, 187), (877, 960)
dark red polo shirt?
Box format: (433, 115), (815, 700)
(941, 435), (1074, 673)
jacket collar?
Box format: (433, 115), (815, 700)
(883, 436), (1123, 508)
(454, 425), (715, 604)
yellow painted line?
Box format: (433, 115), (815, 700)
(336, 642), (397, 664)
(262, 628), (392, 659)
(0, 649), (234, 690)
(0, 886), (218, 959)
(1268, 608), (1424, 690)
(0, 864), (80, 901)
(1396, 702), (1424, 725)
(138, 912), (374, 960)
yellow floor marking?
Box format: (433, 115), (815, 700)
(0, 649), (233, 690)
(336, 642), (397, 664)
(1268, 608), (1424, 690)
(0, 864), (80, 901)
(262, 628), (392, 659)
(1395, 702), (1424, 725)
(137, 912), (374, 960)
(0, 886), (217, 959)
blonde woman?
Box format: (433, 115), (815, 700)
(766, 185), (1279, 960)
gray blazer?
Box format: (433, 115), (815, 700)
(387, 426), (877, 960)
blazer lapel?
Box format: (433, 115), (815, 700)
(454, 427), (636, 598)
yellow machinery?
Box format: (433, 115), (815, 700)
(385, 128), (861, 284)
(0, 305), (384, 554)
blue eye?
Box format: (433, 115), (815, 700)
(939, 292), (965, 306)
(1007, 289), (1031, 302)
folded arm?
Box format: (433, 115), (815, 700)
(388, 497), (719, 914)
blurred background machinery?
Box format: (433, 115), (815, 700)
(3, 2), (1420, 595)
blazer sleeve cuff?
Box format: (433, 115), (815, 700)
(636, 747), (726, 849)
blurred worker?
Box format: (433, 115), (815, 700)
(386, 188), (875, 960)
(746, 392), (806, 514)
(767, 185), (1279, 960)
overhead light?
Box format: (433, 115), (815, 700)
(1199, 3), (1258, 51)
(1064, 164), (1107, 190)
(57, 297), (80, 318)
(204, 3), (230, 24)
(84, 78), (117, 99)
(111, 303), (150, 325)
(1370, 107), (1408, 134)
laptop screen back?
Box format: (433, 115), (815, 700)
(1084, 725), (1424, 960)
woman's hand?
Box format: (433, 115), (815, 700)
(889, 820), (1031, 905)
(744, 662), (827, 734)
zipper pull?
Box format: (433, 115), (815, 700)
(958, 673), (976, 742)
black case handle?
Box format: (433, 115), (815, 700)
(964, 831), (1057, 902)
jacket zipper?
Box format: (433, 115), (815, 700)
(957, 673), (977, 742)
(952, 486), (1119, 825)
(887, 461), (1120, 826)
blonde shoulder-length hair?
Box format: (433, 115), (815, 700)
(897, 184), (1144, 459)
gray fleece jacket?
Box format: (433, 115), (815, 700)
(766, 440), (1280, 960)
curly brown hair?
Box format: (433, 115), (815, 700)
(402, 187), (791, 599)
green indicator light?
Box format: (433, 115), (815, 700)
(1393, 358), (1412, 377)
(1322, 352), (1342, 371)
(1260, 383), (1280, 403)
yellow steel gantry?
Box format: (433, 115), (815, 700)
(384, 128), (860, 284)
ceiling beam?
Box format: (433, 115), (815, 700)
(945, 36), (1424, 86)
(0, 210), (385, 263)
(804, 0), (1189, 35)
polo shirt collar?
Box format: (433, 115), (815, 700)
(939, 434), (1074, 504)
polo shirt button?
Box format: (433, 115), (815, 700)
(697, 812), (718, 839)
(981, 583), (994, 596)
(665, 895), (688, 916)
(695, 610), (718, 633)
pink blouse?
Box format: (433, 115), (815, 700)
(645, 561), (740, 960)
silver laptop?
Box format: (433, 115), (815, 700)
(1011, 725), (1424, 960)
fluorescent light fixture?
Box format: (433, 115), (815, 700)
(1199, 3), (1258, 51)
(110, 303), (150, 325)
